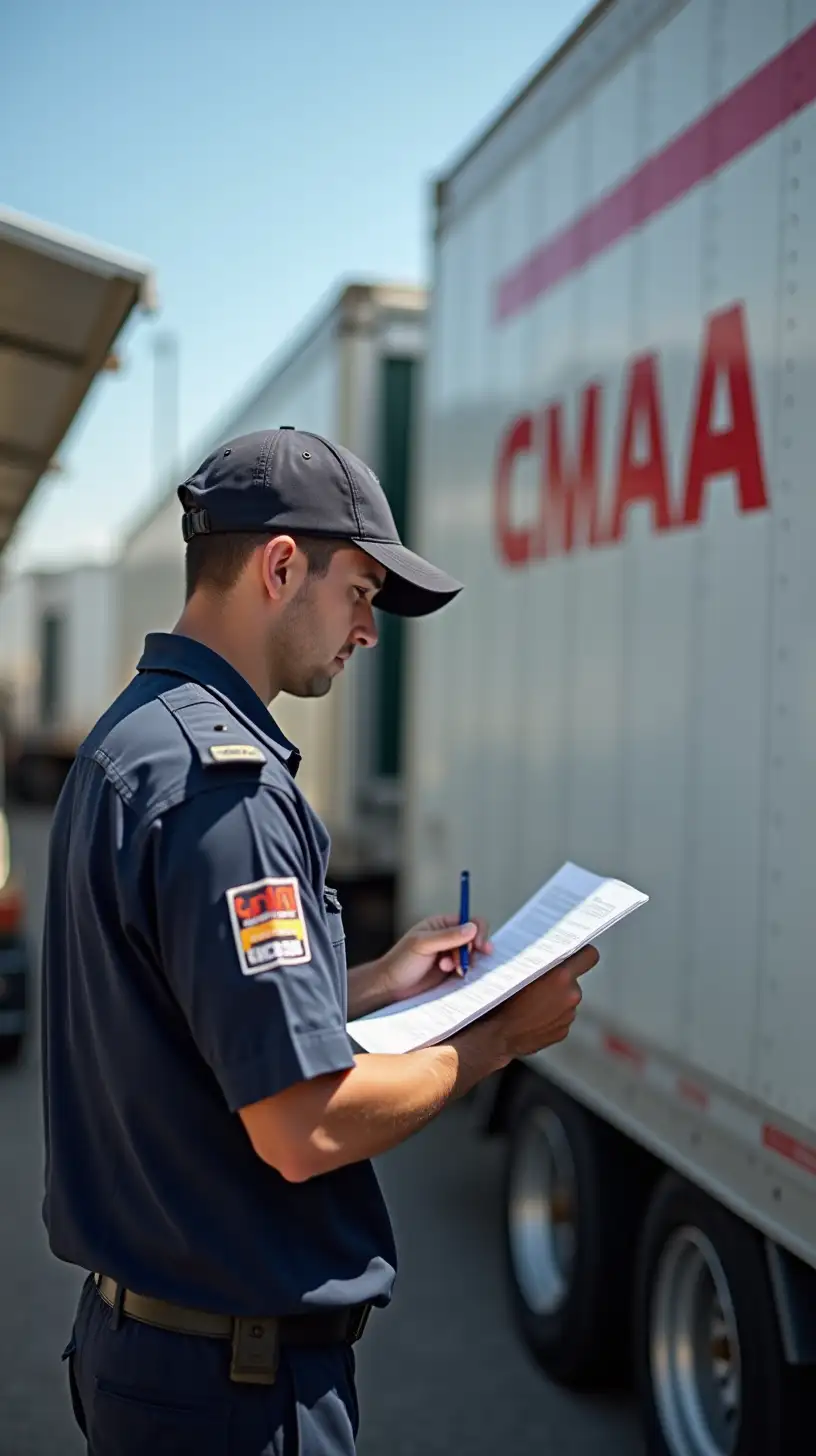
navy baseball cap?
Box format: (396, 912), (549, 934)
(178, 427), (462, 618)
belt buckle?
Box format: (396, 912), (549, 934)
(348, 1303), (372, 1343)
(230, 1317), (280, 1385)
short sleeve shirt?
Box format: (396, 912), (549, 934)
(40, 632), (397, 1316)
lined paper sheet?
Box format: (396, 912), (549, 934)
(346, 862), (648, 1055)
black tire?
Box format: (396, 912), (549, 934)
(635, 1173), (816, 1456)
(0, 1034), (24, 1067)
(502, 1070), (653, 1388)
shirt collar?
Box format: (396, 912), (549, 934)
(136, 632), (301, 775)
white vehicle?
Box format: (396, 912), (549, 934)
(118, 280), (426, 963)
(401, 1), (816, 1452)
(0, 563), (119, 801)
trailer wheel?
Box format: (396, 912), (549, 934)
(635, 1173), (816, 1456)
(502, 1071), (650, 1388)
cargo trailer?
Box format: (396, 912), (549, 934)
(0, 562), (119, 804)
(401, 2), (816, 1452)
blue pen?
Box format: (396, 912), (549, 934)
(458, 870), (470, 975)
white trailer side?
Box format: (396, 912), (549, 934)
(0, 564), (118, 741)
(403, 1), (816, 1450)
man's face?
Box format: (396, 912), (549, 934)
(274, 545), (385, 698)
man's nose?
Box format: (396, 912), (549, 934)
(353, 601), (379, 649)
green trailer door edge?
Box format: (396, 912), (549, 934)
(375, 356), (416, 780)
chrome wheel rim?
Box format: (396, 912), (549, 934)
(507, 1106), (577, 1314)
(650, 1226), (741, 1456)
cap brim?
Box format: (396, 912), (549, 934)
(353, 539), (463, 618)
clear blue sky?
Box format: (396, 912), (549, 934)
(2, 0), (587, 573)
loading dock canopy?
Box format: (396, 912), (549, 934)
(0, 204), (156, 556)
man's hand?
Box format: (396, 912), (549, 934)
(378, 914), (494, 1003)
(486, 944), (599, 1061)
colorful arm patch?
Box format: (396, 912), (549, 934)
(226, 876), (312, 974)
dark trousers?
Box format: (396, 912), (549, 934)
(63, 1275), (360, 1455)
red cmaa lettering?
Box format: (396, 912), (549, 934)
(681, 304), (768, 524)
(493, 301), (769, 565)
(610, 353), (673, 539)
(495, 414), (536, 565)
(494, 390), (602, 566)
(544, 386), (603, 553)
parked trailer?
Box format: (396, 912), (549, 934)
(402, 1), (816, 1452)
(118, 280), (426, 962)
(0, 563), (119, 804)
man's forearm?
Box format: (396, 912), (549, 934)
(251, 1018), (510, 1182)
(346, 959), (394, 1019)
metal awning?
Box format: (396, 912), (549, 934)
(0, 205), (156, 556)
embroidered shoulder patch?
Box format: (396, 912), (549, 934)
(226, 877), (311, 974)
(209, 743), (266, 764)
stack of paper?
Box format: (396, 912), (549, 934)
(346, 862), (648, 1055)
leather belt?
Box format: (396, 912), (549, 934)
(93, 1273), (372, 1384)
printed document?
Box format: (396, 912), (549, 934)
(346, 862), (648, 1055)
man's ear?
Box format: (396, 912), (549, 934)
(261, 536), (301, 602)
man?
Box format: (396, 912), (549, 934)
(42, 427), (597, 1455)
